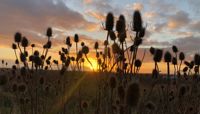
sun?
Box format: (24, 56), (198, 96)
(86, 57), (98, 71)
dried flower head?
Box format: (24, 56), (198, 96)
(82, 46), (89, 54)
(153, 49), (163, 62)
(179, 52), (185, 61)
(133, 10), (142, 32)
(172, 45), (178, 53)
(105, 12), (114, 31)
(12, 43), (17, 50)
(94, 42), (99, 50)
(74, 34), (79, 43)
(14, 32), (22, 43)
(135, 59), (142, 68)
(109, 31), (116, 41)
(46, 27), (52, 37)
(21, 37), (29, 47)
(164, 51), (172, 62)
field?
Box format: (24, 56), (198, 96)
(1, 68), (200, 114)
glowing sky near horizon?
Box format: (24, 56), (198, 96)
(0, 0), (200, 73)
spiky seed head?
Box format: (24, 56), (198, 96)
(183, 67), (188, 72)
(45, 66), (48, 70)
(194, 54), (200, 65)
(172, 45), (178, 53)
(194, 66), (199, 73)
(41, 55), (45, 60)
(20, 53), (26, 62)
(172, 57), (177, 65)
(133, 10), (142, 32)
(81, 42), (85, 47)
(82, 46), (89, 54)
(34, 50), (39, 56)
(179, 52), (185, 61)
(105, 12), (114, 31)
(190, 61), (194, 69)
(14, 32), (22, 43)
(31, 44), (35, 48)
(66, 36), (71, 46)
(21, 37), (29, 47)
(112, 43), (120, 54)
(153, 49), (163, 62)
(116, 15), (126, 33)
(149, 47), (155, 55)
(184, 61), (190, 67)
(126, 83), (140, 107)
(74, 34), (79, 43)
(34, 56), (42, 66)
(53, 60), (58, 65)
(12, 43), (17, 50)
(164, 51), (172, 62)
(29, 55), (34, 62)
(94, 42), (99, 50)
(135, 59), (142, 68)
(46, 27), (52, 37)
(96, 52), (100, 58)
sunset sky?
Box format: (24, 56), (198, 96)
(0, 0), (200, 73)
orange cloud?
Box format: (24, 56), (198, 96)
(133, 3), (143, 11)
(86, 11), (105, 21)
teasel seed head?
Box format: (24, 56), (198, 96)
(194, 54), (200, 65)
(82, 46), (89, 54)
(112, 43), (120, 54)
(164, 51), (172, 62)
(12, 43), (17, 50)
(172, 45), (178, 53)
(74, 34), (79, 43)
(31, 44), (35, 48)
(21, 37), (29, 48)
(149, 47), (155, 55)
(153, 49), (163, 62)
(133, 10), (142, 32)
(66, 36), (71, 46)
(94, 42), (99, 50)
(135, 59), (142, 68)
(179, 52), (185, 61)
(105, 12), (114, 31)
(14, 32), (22, 43)
(172, 57), (177, 65)
(46, 27), (52, 37)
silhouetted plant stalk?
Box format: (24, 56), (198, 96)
(130, 10), (146, 74)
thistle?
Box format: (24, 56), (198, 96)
(164, 51), (172, 79)
(178, 52), (185, 72)
(82, 46), (94, 71)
